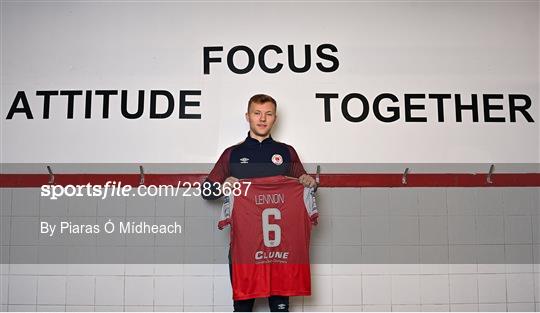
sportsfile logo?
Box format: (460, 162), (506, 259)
(40, 181), (184, 200)
(40, 180), (252, 199)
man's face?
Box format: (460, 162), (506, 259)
(245, 101), (277, 138)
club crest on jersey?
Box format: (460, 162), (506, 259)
(271, 154), (283, 165)
(240, 157), (249, 164)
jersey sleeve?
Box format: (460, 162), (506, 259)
(217, 195), (235, 230)
(202, 147), (232, 200)
(303, 187), (319, 225)
(287, 145), (307, 178)
(207, 147), (232, 184)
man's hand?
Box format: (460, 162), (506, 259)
(298, 174), (317, 188)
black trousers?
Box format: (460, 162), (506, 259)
(232, 296), (290, 312)
(228, 249), (289, 312)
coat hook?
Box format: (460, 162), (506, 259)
(487, 164), (495, 184)
(47, 165), (54, 184)
(402, 167), (409, 185)
(139, 165), (145, 185)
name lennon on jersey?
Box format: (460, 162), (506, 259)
(254, 192), (289, 262)
(254, 193), (285, 205)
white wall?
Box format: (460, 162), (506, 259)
(1, 1), (538, 163)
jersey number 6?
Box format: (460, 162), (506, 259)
(262, 208), (281, 247)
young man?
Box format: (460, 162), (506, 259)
(203, 94), (316, 312)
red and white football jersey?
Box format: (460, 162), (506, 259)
(218, 175), (319, 300)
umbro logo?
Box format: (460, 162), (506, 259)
(277, 304), (286, 310)
(240, 157), (249, 164)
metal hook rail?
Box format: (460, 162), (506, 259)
(0, 164), (538, 188)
